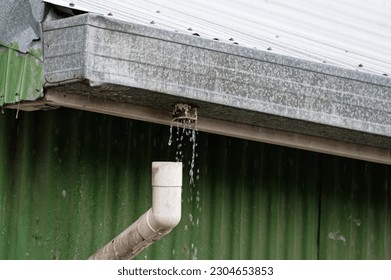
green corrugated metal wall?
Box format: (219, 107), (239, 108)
(0, 43), (44, 106)
(0, 108), (390, 259)
(319, 158), (391, 259)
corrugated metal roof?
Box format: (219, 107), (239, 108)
(1, 108), (390, 259)
(44, 0), (391, 77)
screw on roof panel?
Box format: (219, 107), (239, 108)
(213, 38), (219, 41)
(233, 42), (239, 45)
(150, 20), (155, 24)
(156, 10), (160, 13)
(188, 27), (193, 31)
(229, 37), (234, 41)
(358, 64), (363, 67)
(108, 12), (113, 16)
(267, 47), (272, 51)
(69, 2), (74, 7)
(383, 73), (388, 76)
(192, 33), (200, 36)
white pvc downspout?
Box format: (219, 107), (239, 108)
(89, 162), (182, 260)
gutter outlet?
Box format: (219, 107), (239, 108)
(89, 162), (182, 260)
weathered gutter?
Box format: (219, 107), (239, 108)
(40, 14), (391, 152)
(89, 162), (182, 260)
(7, 11), (391, 164)
(42, 91), (391, 165)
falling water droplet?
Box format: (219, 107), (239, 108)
(188, 129), (197, 185)
(168, 122), (173, 146)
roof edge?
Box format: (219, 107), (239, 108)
(43, 13), (391, 87)
(42, 13), (391, 155)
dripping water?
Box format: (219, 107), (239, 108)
(168, 123), (173, 146)
(189, 128), (197, 185)
(168, 104), (198, 186)
(168, 119), (198, 184)
(168, 103), (200, 259)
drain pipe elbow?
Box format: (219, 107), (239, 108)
(138, 162), (182, 240)
(89, 162), (182, 260)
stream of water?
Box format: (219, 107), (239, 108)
(168, 121), (198, 186)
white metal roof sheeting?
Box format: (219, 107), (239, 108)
(44, 0), (391, 77)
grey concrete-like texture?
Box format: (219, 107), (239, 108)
(43, 14), (391, 151)
(0, 0), (46, 53)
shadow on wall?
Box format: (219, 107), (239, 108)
(0, 108), (390, 259)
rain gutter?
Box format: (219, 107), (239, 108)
(10, 13), (391, 164)
(43, 91), (391, 165)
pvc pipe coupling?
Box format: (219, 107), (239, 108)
(138, 162), (182, 240)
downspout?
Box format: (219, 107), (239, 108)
(89, 162), (182, 260)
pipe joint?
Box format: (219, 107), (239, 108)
(89, 161), (182, 259)
(150, 162), (182, 231)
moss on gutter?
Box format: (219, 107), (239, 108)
(0, 43), (44, 106)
